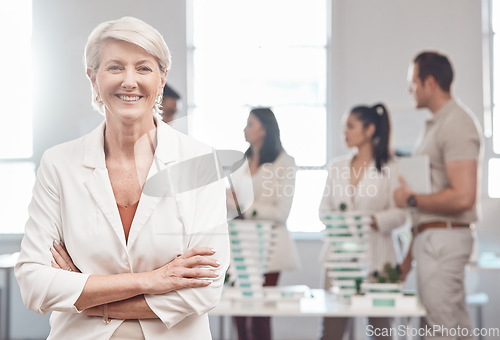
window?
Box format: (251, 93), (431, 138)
(0, 0), (35, 233)
(189, 0), (328, 232)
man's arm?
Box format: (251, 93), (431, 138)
(394, 159), (477, 214)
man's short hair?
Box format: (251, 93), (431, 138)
(163, 84), (181, 100)
(413, 51), (454, 92)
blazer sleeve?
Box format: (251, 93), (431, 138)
(242, 154), (296, 224)
(14, 150), (90, 314)
(144, 151), (230, 329)
(372, 162), (408, 234)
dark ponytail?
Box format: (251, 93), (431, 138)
(350, 103), (392, 172)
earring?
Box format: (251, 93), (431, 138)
(95, 94), (103, 103)
(155, 94), (163, 105)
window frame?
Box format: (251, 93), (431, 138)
(186, 0), (333, 233)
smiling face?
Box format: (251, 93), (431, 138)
(87, 39), (166, 123)
(344, 113), (374, 148)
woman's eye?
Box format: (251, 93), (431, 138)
(108, 65), (121, 71)
(139, 66), (152, 72)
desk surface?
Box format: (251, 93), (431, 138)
(0, 252), (18, 269)
(210, 289), (426, 317)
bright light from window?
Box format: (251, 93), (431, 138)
(193, 0), (326, 48)
(193, 48), (326, 108)
(489, 159), (500, 197)
(0, 163), (35, 233)
(0, 0), (32, 158)
(191, 0), (327, 166)
(191, 0), (328, 232)
(287, 170), (327, 232)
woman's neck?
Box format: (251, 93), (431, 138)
(248, 142), (263, 175)
(250, 140), (263, 156)
(354, 143), (373, 165)
(104, 115), (157, 161)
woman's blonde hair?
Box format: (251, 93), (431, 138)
(84, 17), (171, 115)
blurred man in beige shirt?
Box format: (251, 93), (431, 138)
(394, 51), (483, 340)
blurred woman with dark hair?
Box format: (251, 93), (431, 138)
(234, 107), (299, 340)
(319, 103), (407, 340)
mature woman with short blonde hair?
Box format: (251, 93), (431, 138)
(15, 17), (229, 340)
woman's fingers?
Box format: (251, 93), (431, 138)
(179, 267), (219, 279)
(50, 247), (68, 269)
(51, 240), (81, 272)
(177, 255), (219, 268)
(150, 246), (221, 294)
(163, 262), (218, 278)
(180, 246), (216, 259)
(175, 247), (219, 268)
(180, 278), (214, 288)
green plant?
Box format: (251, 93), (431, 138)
(370, 262), (401, 283)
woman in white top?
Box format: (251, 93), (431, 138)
(234, 108), (299, 340)
(319, 103), (407, 340)
(15, 17), (229, 340)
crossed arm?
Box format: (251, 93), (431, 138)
(50, 242), (219, 319)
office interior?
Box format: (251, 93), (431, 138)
(1, 0), (499, 339)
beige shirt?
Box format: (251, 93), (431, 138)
(412, 98), (483, 226)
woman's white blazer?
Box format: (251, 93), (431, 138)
(241, 151), (299, 272)
(319, 155), (407, 272)
(15, 119), (230, 339)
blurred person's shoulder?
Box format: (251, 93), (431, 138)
(276, 150), (296, 167)
(326, 154), (353, 171)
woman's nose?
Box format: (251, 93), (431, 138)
(121, 69), (138, 89)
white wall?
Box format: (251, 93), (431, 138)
(331, 0), (484, 156)
(3, 0), (499, 339)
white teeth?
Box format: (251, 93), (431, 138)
(119, 95), (140, 101)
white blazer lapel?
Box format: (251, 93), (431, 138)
(127, 119), (180, 249)
(82, 122), (128, 249)
(85, 168), (127, 247)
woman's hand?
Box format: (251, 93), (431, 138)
(50, 240), (81, 273)
(144, 246), (220, 295)
(51, 242), (220, 299)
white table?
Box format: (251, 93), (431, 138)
(0, 253), (18, 340)
(210, 289), (426, 339)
